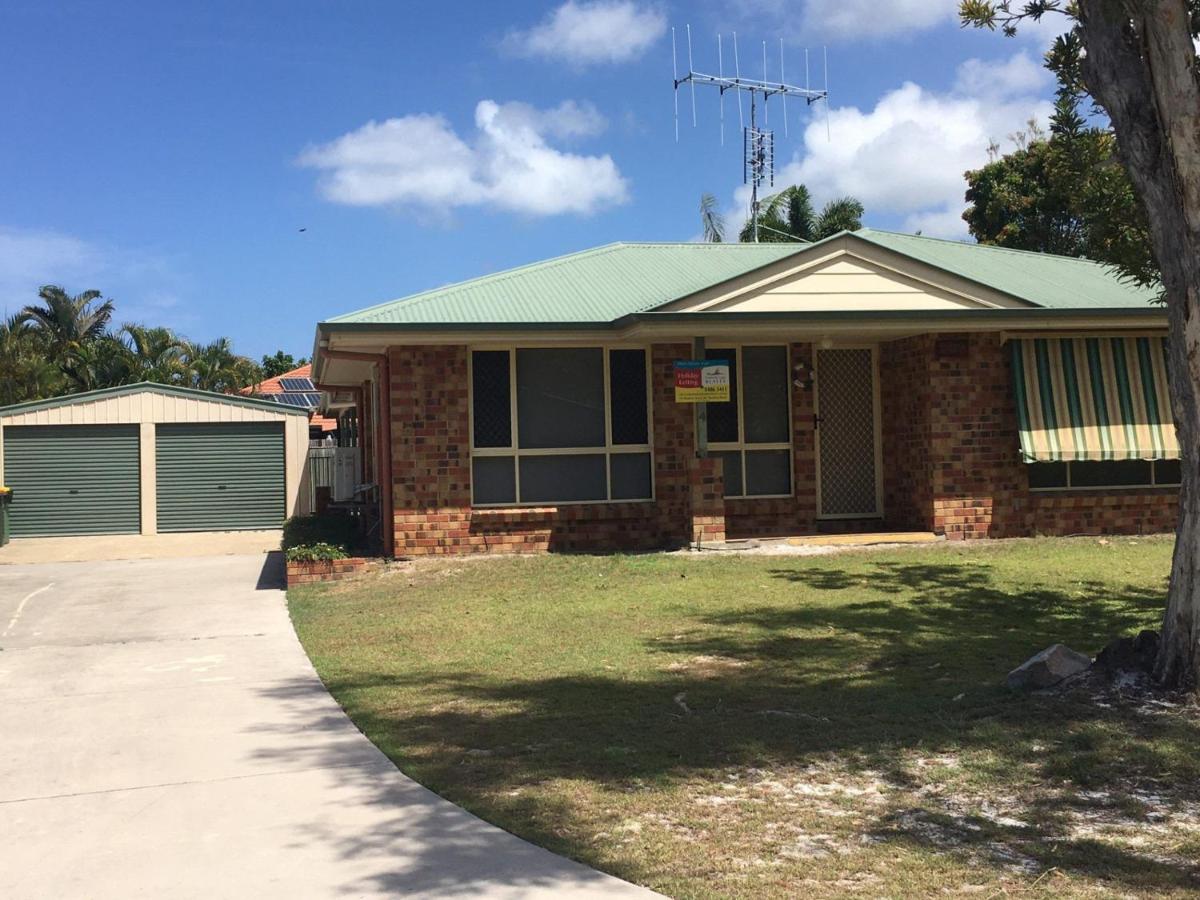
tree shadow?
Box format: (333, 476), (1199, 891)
(277, 556), (1200, 893)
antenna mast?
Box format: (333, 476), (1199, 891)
(674, 28), (828, 242)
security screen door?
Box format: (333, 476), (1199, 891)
(816, 348), (881, 518)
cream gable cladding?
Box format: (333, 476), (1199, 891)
(661, 239), (1034, 314)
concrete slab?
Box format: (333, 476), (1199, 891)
(786, 531), (941, 547)
(0, 555), (657, 899)
(0, 530), (283, 565)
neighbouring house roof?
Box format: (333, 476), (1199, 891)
(0, 381), (309, 418)
(243, 364), (338, 432)
(320, 230), (1160, 330)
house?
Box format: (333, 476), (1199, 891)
(243, 364), (339, 441)
(311, 229), (1177, 558)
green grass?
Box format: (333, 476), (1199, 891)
(289, 536), (1200, 899)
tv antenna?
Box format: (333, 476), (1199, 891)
(673, 26), (829, 242)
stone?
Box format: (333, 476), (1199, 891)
(1006, 644), (1093, 691)
(1093, 630), (1159, 679)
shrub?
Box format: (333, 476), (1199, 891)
(282, 514), (356, 552)
(285, 542), (350, 563)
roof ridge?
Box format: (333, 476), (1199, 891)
(859, 227), (1122, 269)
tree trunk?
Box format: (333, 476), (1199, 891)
(1078, 0), (1200, 690)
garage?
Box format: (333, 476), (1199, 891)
(0, 383), (310, 538)
(3, 424), (142, 537)
(157, 422), (286, 532)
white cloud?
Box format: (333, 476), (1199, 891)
(723, 0), (1069, 44)
(954, 51), (1048, 98)
(502, 1), (667, 66)
(0, 226), (193, 328)
(800, 0), (959, 40)
(739, 52), (1053, 239)
(299, 100), (630, 218)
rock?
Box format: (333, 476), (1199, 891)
(1006, 644), (1093, 691)
(1093, 630), (1159, 679)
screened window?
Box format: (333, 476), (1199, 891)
(1027, 459), (1180, 490)
(705, 346), (792, 498)
(470, 348), (652, 505)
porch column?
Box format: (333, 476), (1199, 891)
(688, 455), (725, 548)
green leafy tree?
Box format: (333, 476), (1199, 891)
(734, 185), (865, 242)
(121, 324), (188, 384)
(962, 0), (1200, 691)
(17, 286), (114, 363)
(963, 92), (1154, 277)
(186, 338), (261, 393)
(260, 350), (308, 379)
(0, 316), (63, 405)
(61, 334), (136, 393)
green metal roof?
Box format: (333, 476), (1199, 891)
(853, 229), (1160, 309)
(0, 381), (310, 418)
(325, 242), (805, 325)
(323, 231), (1160, 330)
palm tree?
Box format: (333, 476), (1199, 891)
(701, 184), (866, 244)
(121, 324), (188, 384)
(17, 286), (115, 363)
(0, 315), (63, 404)
(185, 338), (261, 393)
(814, 196), (866, 238)
(700, 193), (725, 242)
(61, 334), (136, 393)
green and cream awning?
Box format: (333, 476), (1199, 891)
(1011, 337), (1178, 462)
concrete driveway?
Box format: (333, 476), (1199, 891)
(0, 554), (657, 899)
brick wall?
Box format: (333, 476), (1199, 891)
(383, 335), (1174, 556)
(881, 336), (934, 531)
(287, 557), (371, 586)
(388, 342), (719, 556)
(879, 332), (1178, 540)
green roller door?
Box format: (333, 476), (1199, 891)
(3, 424), (141, 537)
(156, 422), (285, 532)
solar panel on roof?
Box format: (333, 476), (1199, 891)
(273, 392), (323, 408)
(279, 377), (315, 392)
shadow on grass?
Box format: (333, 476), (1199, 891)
(285, 557), (1200, 892)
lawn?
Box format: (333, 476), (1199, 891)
(289, 536), (1200, 899)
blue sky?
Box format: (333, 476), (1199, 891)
(0, 1), (1064, 360)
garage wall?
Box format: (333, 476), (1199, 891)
(0, 389), (308, 534)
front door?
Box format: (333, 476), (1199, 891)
(816, 347), (882, 518)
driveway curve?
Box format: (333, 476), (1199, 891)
(0, 554), (658, 898)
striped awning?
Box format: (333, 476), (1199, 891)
(1011, 337), (1178, 462)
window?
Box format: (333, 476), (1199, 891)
(470, 347), (652, 505)
(1027, 459), (1181, 490)
(705, 346), (792, 498)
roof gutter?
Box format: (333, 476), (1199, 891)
(313, 307), (1166, 346)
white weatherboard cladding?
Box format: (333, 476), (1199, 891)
(0, 389), (310, 534)
(674, 254), (1000, 314)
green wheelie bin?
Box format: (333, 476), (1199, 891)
(0, 487), (11, 546)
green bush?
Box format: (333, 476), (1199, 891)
(285, 542), (350, 563)
(282, 514), (356, 552)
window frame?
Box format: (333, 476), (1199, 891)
(468, 344), (655, 507)
(1026, 458), (1181, 492)
(702, 343), (795, 500)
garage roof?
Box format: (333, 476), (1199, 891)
(0, 382), (310, 418)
